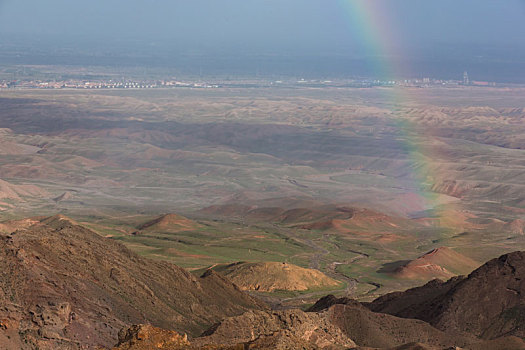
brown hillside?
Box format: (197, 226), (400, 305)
(192, 309), (356, 349)
(505, 219), (525, 235)
(0, 178), (49, 200)
(430, 179), (472, 198)
(309, 297), (525, 350)
(138, 213), (201, 232)
(368, 251), (525, 340)
(0, 140), (40, 155)
(114, 302), (525, 350)
(375, 344), (440, 350)
(52, 191), (75, 202)
(366, 277), (465, 317)
(193, 303), (474, 349)
(112, 324), (190, 350)
(0, 215), (265, 349)
(325, 304), (473, 349)
(306, 294), (365, 312)
(276, 206), (354, 225)
(214, 261), (341, 292)
(199, 203), (415, 237)
(113, 320), (351, 350)
(197, 204), (255, 219)
(465, 336), (525, 350)
(107, 251), (525, 350)
(39, 213), (80, 227)
(355, 338), (525, 350)
(394, 247), (480, 280)
(0, 216), (44, 233)
(327, 207), (418, 232)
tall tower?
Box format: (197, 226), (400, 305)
(463, 71), (469, 85)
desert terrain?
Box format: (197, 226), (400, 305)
(1, 85), (525, 347)
(1, 86), (524, 296)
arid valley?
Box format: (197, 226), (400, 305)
(1, 84), (525, 349)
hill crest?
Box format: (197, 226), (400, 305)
(138, 213), (201, 232)
(212, 261), (341, 292)
(394, 247), (479, 280)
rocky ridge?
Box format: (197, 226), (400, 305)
(0, 215), (265, 349)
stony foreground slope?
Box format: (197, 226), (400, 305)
(113, 303), (525, 350)
(0, 216), (265, 349)
(369, 250), (525, 340)
(193, 308), (356, 349)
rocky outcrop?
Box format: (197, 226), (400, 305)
(306, 294), (363, 312)
(0, 216), (265, 349)
(112, 324), (190, 350)
(369, 251), (525, 339)
(193, 309), (356, 349)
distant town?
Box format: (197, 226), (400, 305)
(0, 71), (500, 90)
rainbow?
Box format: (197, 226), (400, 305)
(337, 0), (460, 231)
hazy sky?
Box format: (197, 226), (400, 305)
(0, 1), (524, 81)
(1, 0), (524, 53)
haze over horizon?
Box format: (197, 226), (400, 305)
(1, 1), (525, 81)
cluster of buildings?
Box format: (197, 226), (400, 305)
(0, 72), (497, 90)
(0, 79), (218, 90)
(395, 73), (496, 87)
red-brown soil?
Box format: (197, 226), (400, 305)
(394, 247), (480, 280)
(0, 216), (265, 349)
